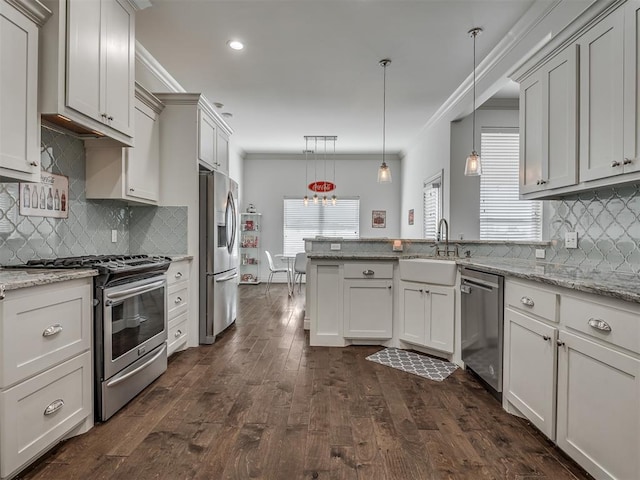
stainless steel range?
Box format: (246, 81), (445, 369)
(12, 255), (171, 421)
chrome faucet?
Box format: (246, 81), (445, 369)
(436, 218), (458, 257)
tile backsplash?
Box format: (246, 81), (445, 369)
(0, 128), (187, 265)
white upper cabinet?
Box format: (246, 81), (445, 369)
(40, 0), (136, 146)
(0, 0), (51, 182)
(623, 0), (640, 175)
(519, 46), (578, 197)
(198, 109), (217, 171)
(578, 8), (625, 182)
(216, 129), (229, 174)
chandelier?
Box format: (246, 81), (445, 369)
(303, 136), (337, 206)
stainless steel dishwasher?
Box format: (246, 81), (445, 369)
(460, 266), (504, 400)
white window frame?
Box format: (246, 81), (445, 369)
(480, 128), (542, 241)
(283, 197), (360, 256)
(423, 170), (443, 239)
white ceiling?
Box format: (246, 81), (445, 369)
(136, 0), (537, 155)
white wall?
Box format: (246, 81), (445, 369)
(449, 107), (519, 240)
(243, 153), (401, 281)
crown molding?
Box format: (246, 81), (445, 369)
(134, 82), (165, 114)
(6, 0), (52, 26)
(135, 41), (186, 94)
(154, 93), (234, 136)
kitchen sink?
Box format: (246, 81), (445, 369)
(399, 258), (457, 286)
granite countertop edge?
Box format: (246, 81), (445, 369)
(163, 254), (193, 262)
(307, 254), (640, 303)
(0, 269), (99, 291)
(305, 238), (551, 246)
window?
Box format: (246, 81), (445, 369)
(283, 197), (360, 255)
(423, 171), (442, 239)
(480, 129), (541, 241)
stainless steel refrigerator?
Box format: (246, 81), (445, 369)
(199, 171), (239, 344)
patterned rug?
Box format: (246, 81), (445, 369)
(366, 347), (458, 382)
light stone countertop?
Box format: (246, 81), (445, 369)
(0, 268), (98, 293)
(308, 253), (640, 303)
(163, 254), (193, 262)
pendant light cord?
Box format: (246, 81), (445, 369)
(472, 30), (477, 152)
(382, 62), (387, 166)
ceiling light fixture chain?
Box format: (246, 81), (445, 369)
(303, 136), (338, 206)
(465, 27), (483, 176)
(377, 59), (392, 183)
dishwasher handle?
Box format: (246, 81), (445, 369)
(461, 277), (497, 293)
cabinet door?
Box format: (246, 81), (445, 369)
(0, 2), (40, 180)
(623, 0), (640, 174)
(504, 308), (557, 439)
(216, 130), (229, 174)
(557, 331), (639, 480)
(101, 0), (134, 136)
(424, 285), (454, 353)
(66, 0), (102, 122)
(519, 73), (544, 195)
(399, 283), (426, 344)
(544, 46), (578, 190)
(343, 279), (392, 339)
(125, 100), (159, 203)
(198, 110), (216, 170)
(578, 9), (625, 182)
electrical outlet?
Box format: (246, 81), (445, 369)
(535, 248), (546, 259)
(330, 243), (341, 251)
(111, 230), (118, 243)
(565, 231), (578, 249)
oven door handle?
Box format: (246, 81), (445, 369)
(105, 279), (165, 304)
(105, 343), (167, 388)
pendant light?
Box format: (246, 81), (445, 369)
(464, 27), (483, 176)
(377, 59), (392, 183)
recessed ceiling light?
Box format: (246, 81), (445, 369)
(221, 112), (233, 118)
(213, 102), (224, 109)
(227, 40), (244, 51)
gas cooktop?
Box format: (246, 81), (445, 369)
(8, 254), (171, 274)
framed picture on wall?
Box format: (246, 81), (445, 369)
(19, 172), (69, 219)
(372, 210), (386, 228)
(408, 209), (414, 225)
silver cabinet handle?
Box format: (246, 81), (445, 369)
(363, 270), (374, 276)
(129, 188), (135, 192)
(175, 272), (183, 279)
(611, 160), (621, 167)
(460, 285), (471, 294)
(623, 158), (634, 165)
(588, 318), (612, 332)
(30, 161), (38, 167)
(536, 179), (547, 185)
(108, 116), (114, 121)
(42, 324), (63, 337)
(557, 340), (565, 347)
(175, 329), (182, 338)
(44, 399), (64, 416)
(542, 335), (550, 341)
(101, 113), (107, 118)
(520, 296), (534, 307)
(174, 297), (182, 304)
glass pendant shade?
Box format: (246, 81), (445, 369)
(377, 162), (392, 183)
(464, 151), (481, 176)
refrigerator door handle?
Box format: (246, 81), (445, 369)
(216, 272), (238, 282)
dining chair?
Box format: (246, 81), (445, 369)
(293, 252), (307, 292)
(265, 250), (289, 294)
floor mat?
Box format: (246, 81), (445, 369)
(366, 347), (458, 382)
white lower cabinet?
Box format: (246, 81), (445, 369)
(0, 278), (93, 479)
(503, 278), (640, 480)
(343, 278), (393, 339)
(167, 259), (190, 357)
(556, 331), (639, 480)
(504, 307), (557, 439)
(399, 281), (454, 353)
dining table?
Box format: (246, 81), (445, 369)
(275, 254), (296, 296)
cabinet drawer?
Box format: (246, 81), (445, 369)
(168, 283), (188, 318)
(561, 294), (639, 354)
(0, 352), (92, 479)
(343, 262), (393, 279)
(505, 279), (558, 322)
(167, 260), (190, 285)
(0, 280), (92, 388)
(168, 311), (188, 357)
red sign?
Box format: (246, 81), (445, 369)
(308, 181), (336, 192)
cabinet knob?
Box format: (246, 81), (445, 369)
(542, 335), (550, 341)
(611, 160), (621, 167)
(556, 340), (565, 347)
(363, 270), (374, 276)
(175, 297), (182, 304)
(175, 272), (183, 278)
(29, 161), (38, 167)
(108, 116), (114, 121)
(538, 179), (547, 185)
(623, 158), (634, 165)
(388, 285), (392, 290)
(129, 188), (135, 192)
(101, 113), (107, 118)
(588, 318), (611, 332)
(520, 296), (534, 307)
(175, 330), (182, 338)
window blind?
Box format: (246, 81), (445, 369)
(423, 179), (441, 239)
(480, 129), (542, 241)
(283, 197), (360, 255)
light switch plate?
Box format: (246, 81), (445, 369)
(111, 229), (118, 243)
(535, 249), (546, 259)
(565, 231), (578, 249)
(330, 243), (341, 251)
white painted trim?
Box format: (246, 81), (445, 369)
(6, 0), (52, 26)
(134, 82), (165, 114)
(135, 41), (186, 93)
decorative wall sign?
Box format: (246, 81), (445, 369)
(308, 181), (336, 193)
(408, 209), (414, 225)
(19, 172), (69, 219)
(372, 210), (386, 228)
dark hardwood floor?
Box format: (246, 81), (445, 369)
(20, 284), (591, 480)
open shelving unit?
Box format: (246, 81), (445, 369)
(239, 212), (261, 284)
